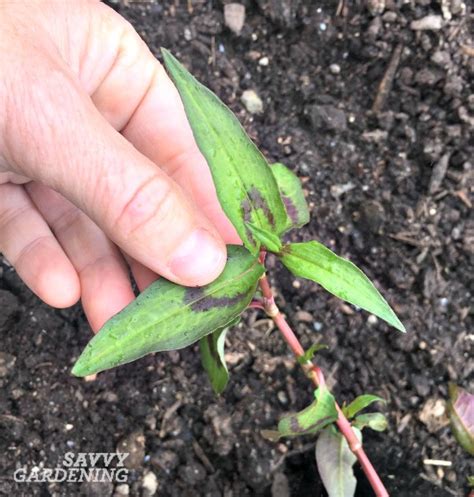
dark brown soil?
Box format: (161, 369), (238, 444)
(1, 1), (472, 496)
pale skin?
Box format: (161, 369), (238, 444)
(0, 1), (239, 332)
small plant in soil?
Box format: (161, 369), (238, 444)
(446, 383), (474, 496)
(72, 49), (408, 497)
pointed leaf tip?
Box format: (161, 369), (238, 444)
(161, 48), (288, 255)
(343, 394), (386, 419)
(200, 324), (232, 395)
(72, 246), (262, 376)
(279, 241), (406, 333)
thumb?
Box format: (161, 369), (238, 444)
(2, 60), (227, 287)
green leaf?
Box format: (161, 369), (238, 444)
(271, 162), (310, 230)
(447, 383), (474, 455)
(468, 476), (474, 488)
(72, 246), (263, 377)
(246, 222), (282, 253)
(343, 394), (385, 419)
(279, 241), (405, 332)
(161, 48), (288, 255)
(261, 386), (338, 441)
(297, 343), (328, 365)
(315, 426), (362, 497)
(199, 326), (230, 395)
(352, 413), (388, 432)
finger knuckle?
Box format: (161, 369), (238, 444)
(113, 174), (177, 238)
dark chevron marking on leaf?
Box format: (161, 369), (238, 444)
(249, 187), (275, 227)
(184, 287), (253, 312)
(281, 195), (299, 224)
(270, 163), (309, 231)
(289, 415), (335, 435)
(267, 386), (338, 440)
(72, 246), (263, 377)
(161, 49), (289, 255)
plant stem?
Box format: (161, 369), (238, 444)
(258, 271), (389, 497)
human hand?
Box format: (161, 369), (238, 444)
(0, 1), (239, 332)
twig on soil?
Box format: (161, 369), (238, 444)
(192, 438), (216, 473)
(159, 399), (182, 438)
(372, 44), (403, 114)
(258, 252), (389, 497)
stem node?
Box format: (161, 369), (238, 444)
(257, 257), (389, 497)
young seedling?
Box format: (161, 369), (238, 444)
(447, 383), (474, 456)
(446, 384), (474, 497)
(72, 49), (406, 497)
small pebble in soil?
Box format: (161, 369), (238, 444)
(367, 315), (378, 325)
(313, 321), (323, 331)
(241, 90), (263, 114)
(410, 15), (443, 30)
(419, 398), (449, 433)
(142, 471), (159, 497)
(277, 391), (288, 405)
(308, 104), (347, 132)
(224, 3), (245, 36)
(259, 56), (269, 66)
(114, 484), (130, 496)
(329, 63), (341, 74)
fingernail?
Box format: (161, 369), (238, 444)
(169, 229), (226, 284)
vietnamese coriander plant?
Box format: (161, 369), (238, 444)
(72, 49), (407, 497)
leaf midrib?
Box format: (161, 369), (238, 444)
(87, 258), (261, 366)
(172, 60), (275, 241)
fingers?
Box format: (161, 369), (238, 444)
(88, 4), (240, 244)
(27, 183), (135, 332)
(0, 183), (80, 308)
(2, 45), (226, 287)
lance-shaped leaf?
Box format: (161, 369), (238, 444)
(261, 386), (338, 441)
(161, 49), (288, 255)
(279, 241), (405, 332)
(343, 394), (385, 419)
(200, 325), (230, 395)
(447, 383), (474, 455)
(72, 246), (263, 377)
(246, 222), (282, 253)
(316, 427), (362, 497)
(271, 162), (310, 230)
(353, 413), (388, 432)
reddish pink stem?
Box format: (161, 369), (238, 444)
(258, 271), (389, 497)
(249, 300), (265, 311)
